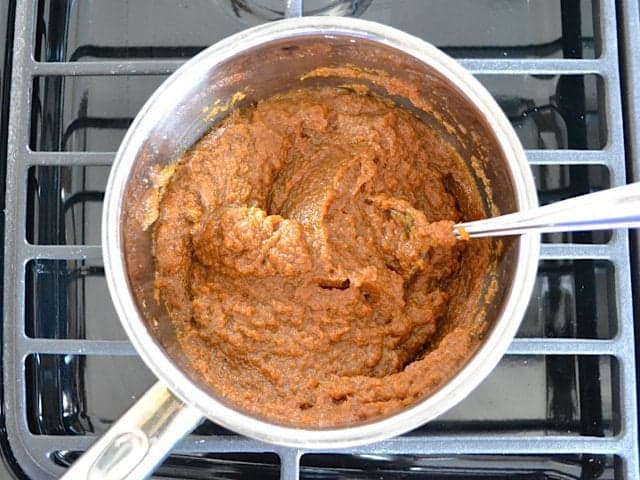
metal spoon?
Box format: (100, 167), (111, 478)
(454, 181), (640, 239)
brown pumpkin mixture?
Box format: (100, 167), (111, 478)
(153, 86), (491, 427)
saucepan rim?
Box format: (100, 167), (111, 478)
(102, 16), (540, 449)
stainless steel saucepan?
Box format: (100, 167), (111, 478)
(61, 17), (540, 479)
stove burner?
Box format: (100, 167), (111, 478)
(222, 0), (372, 25)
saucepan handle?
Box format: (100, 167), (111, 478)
(60, 381), (204, 480)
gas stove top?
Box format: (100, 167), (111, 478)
(1, 0), (639, 478)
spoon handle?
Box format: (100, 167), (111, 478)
(455, 182), (640, 238)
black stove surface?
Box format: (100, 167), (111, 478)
(1, 0), (638, 479)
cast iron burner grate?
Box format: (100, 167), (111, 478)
(2, 0), (639, 478)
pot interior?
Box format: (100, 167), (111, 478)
(120, 31), (523, 425)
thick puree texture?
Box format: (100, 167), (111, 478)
(153, 86), (491, 427)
